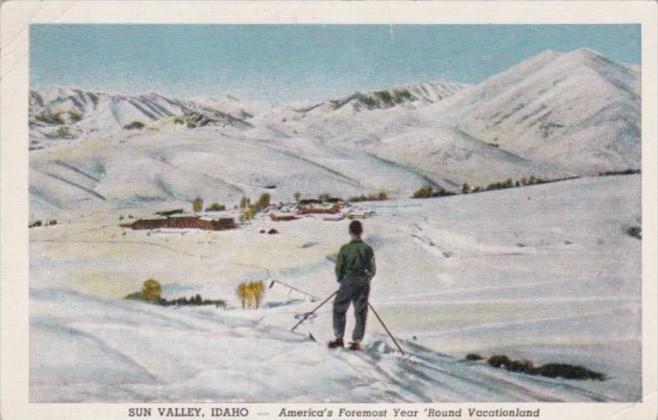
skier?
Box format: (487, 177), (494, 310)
(328, 220), (376, 351)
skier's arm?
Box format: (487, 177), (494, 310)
(335, 248), (345, 282)
(368, 249), (376, 279)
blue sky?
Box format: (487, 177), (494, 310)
(30, 25), (640, 103)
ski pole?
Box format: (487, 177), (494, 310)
(368, 303), (405, 355)
(270, 279), (320, 301)
(290, 290), (338, 332)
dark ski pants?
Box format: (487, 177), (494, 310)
(333, 277), (370, 342)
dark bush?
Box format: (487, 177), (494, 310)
(465, 353), (483, 361)
(507, 359), (534, 374)
(205, 202), (226, 212)
(123, 121), (145, 130)
(486, 354), (605, 381)
(256, 193), (271, 209)
(268, 229), (279, 235)
(487, 355), (511, 368)
(599, 169), (641, 176)
(349, 192), (388, 202)
(156, 208), (184, 216)
(536, 363), (605, 381)
(412, 186), (456, 199)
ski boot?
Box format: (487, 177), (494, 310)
(327, 338), (344, 349)
(348, 341), (362, 351)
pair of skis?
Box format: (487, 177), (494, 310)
(290, 290), (405, 355)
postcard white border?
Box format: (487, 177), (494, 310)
(1, 2), (657, 419)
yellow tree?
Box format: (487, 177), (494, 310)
(141, 278), (161, 302)
(193, 197), (204, 212)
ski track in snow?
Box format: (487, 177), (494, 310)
(30, 288), (612, 403)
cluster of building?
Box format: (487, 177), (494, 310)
(267, 200), (375, 222)
(121, 197), (377, 232)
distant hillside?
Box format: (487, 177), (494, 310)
(29, 87), (256, 149)
(28, 48), (641, 215)
(418, 48), (640, 174)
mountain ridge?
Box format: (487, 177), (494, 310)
(28, 48), (641, 214)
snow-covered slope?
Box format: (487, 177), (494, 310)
(28, 48), (641, 216)
(298, 80), (470, 115)
(29, 87), (256, 148)
(30, 288), (613, 403)
(417, 48), (640, 173)
(29, 175), (641, 402)
(28, 128), (435, 218)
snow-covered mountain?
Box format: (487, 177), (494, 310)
(417, 48), (640, 174)
(29, 87), (256, 147)
(28, 48), (641, 214)
(295, 80), (470, 114)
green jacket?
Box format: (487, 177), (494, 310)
(335, 239), (376, 282)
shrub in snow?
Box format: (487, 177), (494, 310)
(349, 192), (388, 202)
(123, 121), (145, 130)
(487, 355), (511, 368)
(193, 197), (204, 213)
(536, 363), (605, 381)
(256, 193), (271, 210)
(599, 169), (641, 176)
(239, 196), (250, 209)
(465, 353), (483, 361)
(486, 354), (605, 381)
(412, 186), (433, 198)
(155, 208), (184, 217)
(205, 202), (226, 212)
(236, 280), (266, 309)
(507, 359), (534, 373)
(141, 278), (162, 303)
(412, 186), (456, 199)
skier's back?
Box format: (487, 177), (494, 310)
(328, 220), (376, 351)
